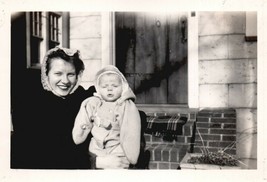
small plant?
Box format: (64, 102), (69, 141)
(187, 127), (240, 167)
(187, 150), (238, 166)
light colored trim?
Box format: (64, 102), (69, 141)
(188, 12), (199, 108)
(43, 12), (49, 64)
(111, 12), (115, 65)
(61, 12), (69, 48)
(246, 12), (257, 37)
(26, 12), (31, 68)
(101, 12), (115, 67)
(137, 104), (198, 114)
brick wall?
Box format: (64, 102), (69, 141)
(145, 111), (196, 169)
(194, 108), (237, 155)
(143, 109), (238, 169)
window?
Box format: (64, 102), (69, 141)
(49, 12), (61, 49)
(102, 12), (199, 110)
(26, 12), (66, 69)
(115, 12), (188, 105)
(30, 12), (43, 66)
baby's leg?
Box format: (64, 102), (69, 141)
(108, 145), (130, 168)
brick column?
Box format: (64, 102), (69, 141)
(194, 108), (237, 155)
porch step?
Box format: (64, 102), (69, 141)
(146, 143), (188, 169)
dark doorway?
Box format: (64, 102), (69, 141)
(115, 12), (188, 104)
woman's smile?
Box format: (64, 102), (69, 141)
(47, 58), (77, 97)
(57, 84), (71, 90)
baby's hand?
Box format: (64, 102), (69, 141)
(80, 115), (94, 130)
(92, 115), (111, 129)
(81, 123), (91, 130)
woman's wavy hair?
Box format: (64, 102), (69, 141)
(45, 48), (85, 76)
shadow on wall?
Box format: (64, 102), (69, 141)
(116, 26), (187, 95)
(134, 59), (187, 94)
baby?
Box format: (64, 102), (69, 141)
(72, 65), (141, 168)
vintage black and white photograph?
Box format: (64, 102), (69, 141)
(1, 0), (267, 182)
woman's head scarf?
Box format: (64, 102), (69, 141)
(41, 47), (84, 97)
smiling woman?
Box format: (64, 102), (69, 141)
(47, 58), (77, 96)
(11, 47), (94, 169)
(42, 48), (84, 98)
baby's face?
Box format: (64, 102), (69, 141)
(98, 73), (123, 102)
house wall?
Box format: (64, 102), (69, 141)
(69, 12), (103, 89)
(69, 12), (257, 169)
(198, 12), (257, 169)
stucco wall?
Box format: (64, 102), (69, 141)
(198, 12), (257, 169)
(69, 12), (102, 89)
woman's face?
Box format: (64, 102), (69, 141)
(98, 73), (123, 102)
(47, 58), (77, 97)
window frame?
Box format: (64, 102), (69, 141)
(48, 12), (62, 49)
(29, 12), (44, 68)
(26, 11), (67, 69)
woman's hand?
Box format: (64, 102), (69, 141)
(96, 155), (130, 169)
